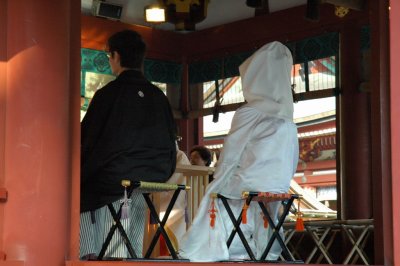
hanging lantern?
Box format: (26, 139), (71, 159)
(163, 0), (210, 31)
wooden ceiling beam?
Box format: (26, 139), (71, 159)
(183, 4), (368, 62)
(323, 0), (366, 10)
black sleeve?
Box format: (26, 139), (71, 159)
(80, 85), (115, 180)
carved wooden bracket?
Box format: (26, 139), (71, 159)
(0, 187), (7, 201)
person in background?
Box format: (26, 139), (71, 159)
(190, 145), (214, 182)
(80, 29), (176, 259)
(189, 145), (212, 166)
(179, 41), (299, 262)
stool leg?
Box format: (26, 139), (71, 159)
(258, 198), (295, 261)
(226, 196), (252, 247)
(219, 196), (256, 261)
(143, 190), (181, 259)
(98, 203), (137, 260)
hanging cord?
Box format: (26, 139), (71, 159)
(212, 58), (225, 122)
(120, 180), (132, 220)
(241, 201), (249, 224)
(290, 44), (298, 103)
(208, 197), (217, 228)
(295, 198), (305, 231)
(212, 79), (220, 123)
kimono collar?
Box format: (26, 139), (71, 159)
(117, 69), (144, 80)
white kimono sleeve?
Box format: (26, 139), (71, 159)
(212, 107), (259, 189)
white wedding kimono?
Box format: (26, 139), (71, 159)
(179, 41), (299, 262)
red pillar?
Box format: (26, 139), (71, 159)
(370, 0), (391, 264)
(0, 0), (8, 259)
(68, 0), (82, 261)
(339, 22), (372, 220)
(178, 57), (196, 154)
(1, 0), (80, 265)
(389, 1), (400, 265)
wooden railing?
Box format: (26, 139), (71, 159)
(175, 164), (215, 225)
(283, 219), (374, 265)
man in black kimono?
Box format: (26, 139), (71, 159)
(80, 30), (177, 258)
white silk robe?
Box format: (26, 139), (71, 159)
(179, 41), (299, 262)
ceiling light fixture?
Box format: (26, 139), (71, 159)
(144, 4), (166, 23)
(162, 0), (210, 31)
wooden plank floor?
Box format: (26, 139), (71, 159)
(66, 260), (305, 266)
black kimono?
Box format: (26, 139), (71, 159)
(80, 70), (177, 212)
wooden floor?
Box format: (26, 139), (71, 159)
(66, 259), (305, 266)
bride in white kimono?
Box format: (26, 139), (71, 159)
(179, 41), (299, 262)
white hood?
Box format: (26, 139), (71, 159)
(239, 41), (294, 121)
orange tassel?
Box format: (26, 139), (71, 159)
(263, 215), (269, 228)
(210, 213), (216, 228)
(242, 202), (249, 224)
(295, 215), (304, 231)
(208, 198), (217, 228)
(295, 199), (305, 232)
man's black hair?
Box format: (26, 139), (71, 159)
(107, 30), (146, 69)
(190, 145), (212, 166)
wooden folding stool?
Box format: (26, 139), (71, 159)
(215, 191), (302, 262)
(98, 180), (189, 260)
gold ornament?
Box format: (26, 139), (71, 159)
(335, 6), (350, 18)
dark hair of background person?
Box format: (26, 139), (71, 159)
(107, 30), (146, 69)
(190, 145), (212, 166)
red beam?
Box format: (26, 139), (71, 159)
(294, 174), (336, 187)
(81, 15), (184, 62)
(297, 160), (336, 172)
(184, 4), (369, 62)
(297, 120), (336, 133)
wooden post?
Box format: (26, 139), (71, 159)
(370, 0), (391, 264)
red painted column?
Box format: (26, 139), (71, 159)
(370, 0), (391, 264)
(3, 0), (80, 265)
(177, 57), (196, 154)
(68, 0), (82, 261)
(389, 1), (400, 265)
(340, 21), (372, 220)
(0, 0), (8, 260)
